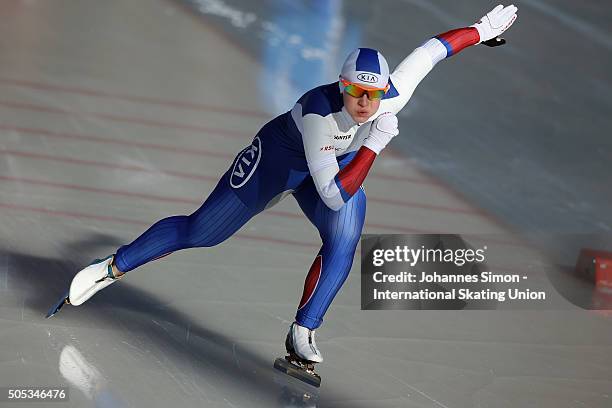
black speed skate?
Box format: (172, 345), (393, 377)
(274, 354), (321, 388)
(273, 323), (322, 387)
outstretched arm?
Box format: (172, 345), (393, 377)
(425, 4), (518, 63)
(382, 4), (518, 114)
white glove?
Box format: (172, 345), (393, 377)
(363, 112), (399, 155)
(471, 4), (518, 43)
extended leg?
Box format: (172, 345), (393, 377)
(61, 133), (298, 312)
(57, 171), (256, 311)
(114, 172), (256, 273)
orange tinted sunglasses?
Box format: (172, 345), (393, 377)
(340, 78), (389, 100)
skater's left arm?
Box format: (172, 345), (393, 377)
(381, 4), (518, 114)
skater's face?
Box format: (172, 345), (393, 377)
(343, 91), (381, 123)
(341, 79), (386, 123)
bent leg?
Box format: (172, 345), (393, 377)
(292, 180), (367, 329)
(114, 172), (256, 272)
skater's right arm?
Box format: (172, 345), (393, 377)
(303, 113), (399, 211)
(301, 112), (344, 210)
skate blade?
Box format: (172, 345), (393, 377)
(46, 291), (70, 318)
(274, 357), (321, 388)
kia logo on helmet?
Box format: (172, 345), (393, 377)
(357, 73), (378, 83)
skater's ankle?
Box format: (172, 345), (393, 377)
(110, 258), (125, 278)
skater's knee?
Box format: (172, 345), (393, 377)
(184, 214), (227, 248)
(188, 235), (225, 248)
(324, 228), (361, 253)
(162, 216), (192, 248)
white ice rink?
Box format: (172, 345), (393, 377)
(1, 1), (611, 407)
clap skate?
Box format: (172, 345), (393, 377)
(273, 322), (322, 387)
(46, 255), (122, 318)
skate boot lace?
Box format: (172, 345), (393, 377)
(308, 329), (320, 357)
(94, 263), (123, 283)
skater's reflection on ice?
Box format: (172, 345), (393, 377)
(59, 344), (126, 408)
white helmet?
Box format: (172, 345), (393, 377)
(340, 48), (389, 90)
